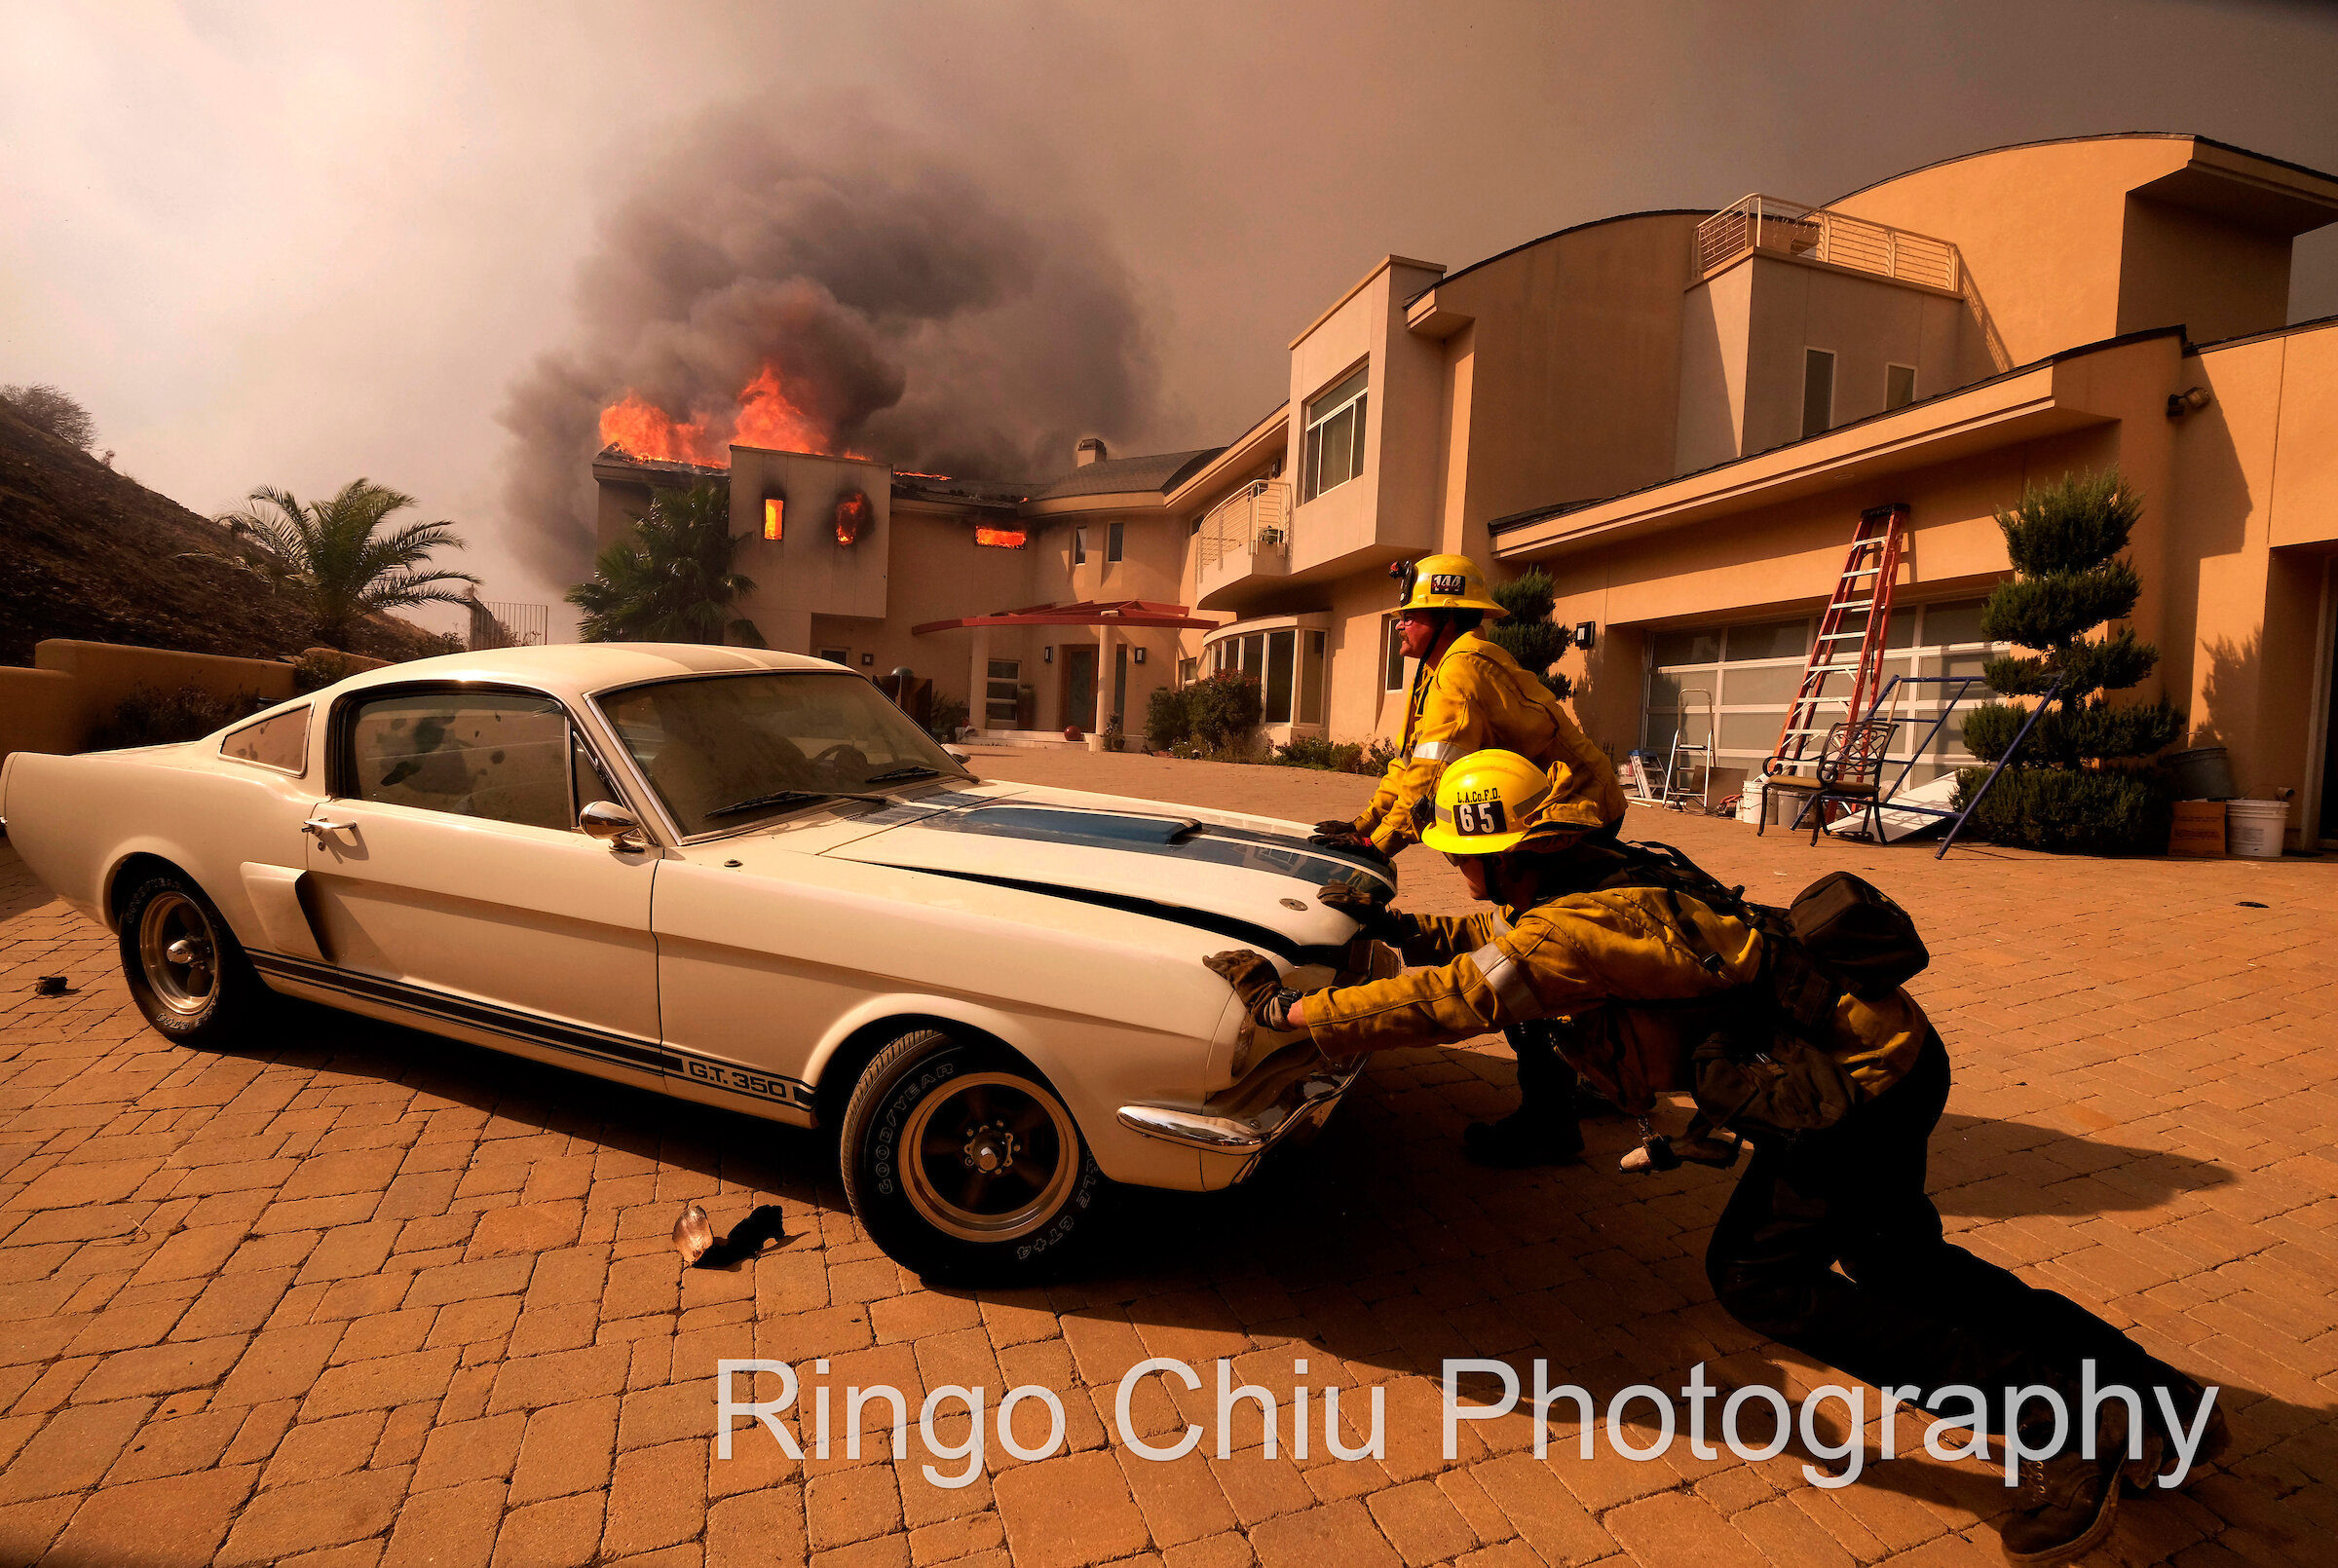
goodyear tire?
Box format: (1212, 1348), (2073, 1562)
(118, 873), (267, 1048)
(839, 1029), (1108, 1284)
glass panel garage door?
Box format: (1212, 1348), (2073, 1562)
(1641, 597), (2010, 787)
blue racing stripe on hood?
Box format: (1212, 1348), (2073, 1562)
(919, 804), (1391, 891)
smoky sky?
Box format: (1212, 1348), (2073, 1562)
(10, 1), (2338, 633)
(502, 104), (1152, 580)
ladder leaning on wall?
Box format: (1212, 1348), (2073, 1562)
(1765, 503), (1909, 777)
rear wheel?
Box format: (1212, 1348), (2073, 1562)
(839, 1028), (1108, 1283)
(118, 873), (266, 1047)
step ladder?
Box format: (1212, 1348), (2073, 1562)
(1659, 687), (1716, 812)
(1766, 504), (1908, 776)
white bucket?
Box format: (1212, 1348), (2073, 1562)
(1737, 778), (1764, 825)
(2225, 799), (2289, 860)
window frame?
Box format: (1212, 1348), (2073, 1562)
(984, 658), (1022, 727)
(220, 704), (313, 776)
(1301, 362), (1370, 503)
(1884, 361), (1918, 412)
(326, 680), (629, 837)
(1383, 614), (1409, 691)
(1800, 347), (1836, 439)
(1106, 520), (1124, 563)
(1073, 528), (1088, 566)
(816, 648), (850, 665)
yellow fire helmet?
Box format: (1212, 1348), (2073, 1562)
(1393, 553), (1508, 617)
(1420, 749), (1553, 854)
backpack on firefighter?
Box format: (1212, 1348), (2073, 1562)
(1548, 834), (1931, 1149)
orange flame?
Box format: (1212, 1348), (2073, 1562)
(599, 362), (865, 467)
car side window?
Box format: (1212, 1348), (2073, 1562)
(343, 691), (576, 832)
(222, 706), (310, 773)
(573, 730), (622, 813)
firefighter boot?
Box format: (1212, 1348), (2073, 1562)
(1999, 1404), (2140, 1567)
(1463, 1029), (1583, 1168)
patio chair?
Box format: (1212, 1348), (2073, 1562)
(1758, 718), (1899, 843)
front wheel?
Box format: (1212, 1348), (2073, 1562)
(118, 873), (267, 1047)
(839, 1029), (1109, 1284)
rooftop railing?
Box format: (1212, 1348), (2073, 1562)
(1696, 195), (1961, 293)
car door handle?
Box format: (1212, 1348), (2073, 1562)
(302, 817), (355, 840)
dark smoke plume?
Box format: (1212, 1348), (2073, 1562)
(500, 105), (1156, 580)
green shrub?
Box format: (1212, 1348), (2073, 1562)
(1145, 684), (1192, 751)
(1267, 735), (1398, 774)
(1954, 467), (2183, 853)
(1953, 765), (2172, 856)
(1183, 672), (1263, 752)
(93, 686), (269, 750)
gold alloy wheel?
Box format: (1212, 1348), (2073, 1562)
(136, 890), (218, 1018)
(900, 1071), (1079, 1244)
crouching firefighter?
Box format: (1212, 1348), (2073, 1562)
(1208, 750), (2226, 1568)
(1308, 555), (1629, 1168)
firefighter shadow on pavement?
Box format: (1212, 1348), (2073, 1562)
(1069, 1062), (2306, 1552)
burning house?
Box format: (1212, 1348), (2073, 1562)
(592, 418), (1220, 740)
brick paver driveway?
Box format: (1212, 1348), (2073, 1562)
(0, 747), (2330, 1568)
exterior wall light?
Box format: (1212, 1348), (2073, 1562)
(1132, 647), (1148, 664)
(860, 653), (874, 666)
(2166, 386), (2212, 418)
(1043, 646), (1054, 663)
(1573, 621), (1597, 651)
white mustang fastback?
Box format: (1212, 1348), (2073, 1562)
(0, 646), (1390, 1279)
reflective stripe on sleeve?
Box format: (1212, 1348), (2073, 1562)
(1412, 739), (1454, 762)
(1470, 941), (1544, 1024)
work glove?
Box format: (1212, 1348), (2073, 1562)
(1308, 825), (1392, 868)
(1312, 817), (1364, 839)
(1316, 880), (1403, 943)
(1204, 949), (1304, 1033)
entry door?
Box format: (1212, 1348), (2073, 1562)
(1063, 647), (1097, 730)
(302, 686), (661, 1060)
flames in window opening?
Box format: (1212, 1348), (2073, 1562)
(834, 490), (871, 546)
(973, 526), (1027, 549)
(762, 496), (784, 541)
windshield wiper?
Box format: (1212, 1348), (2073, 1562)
(703, 788), (886, 820)
(860, 764), (948, 784)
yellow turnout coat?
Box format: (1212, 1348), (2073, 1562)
(1353, 630), (1625, 856)
(1311, 885), (1928, 1114)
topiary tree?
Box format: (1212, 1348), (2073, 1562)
(1488, 568), (1571, 699)
(1955, 468), (2185, 853)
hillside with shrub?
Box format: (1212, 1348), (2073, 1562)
(0, 399), (453, 666)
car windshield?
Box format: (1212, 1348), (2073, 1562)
(595, 671), (971, 837)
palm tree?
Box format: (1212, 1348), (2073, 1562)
(567, 482), (765, 646)
(215, 479), (480, 649)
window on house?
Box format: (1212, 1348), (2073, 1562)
(1384, 614), (1408, 691)
(973, 526), (1026, 548)
(763, 498), (784, 541)
(1107, 521), (1124, 563)
(1074, 528), (1088, 565)
(1801, 349), (1836, 439)
(985, 659), (1021, 726)
(817, 648), (849, 664)
(1302, 364), (1369, 502)
(1885, 363), (1917, 412)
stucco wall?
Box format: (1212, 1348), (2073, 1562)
(0, 640), (300, 763)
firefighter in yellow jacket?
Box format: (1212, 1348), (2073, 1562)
(1207, 752), (2224, 1568)
(1308, 554), (1630, 1168)
(1314, 554), (1625, 864)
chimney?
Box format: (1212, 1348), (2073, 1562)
(1075, 436), (1107, 467)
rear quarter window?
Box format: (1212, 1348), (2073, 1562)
(221, 707), (311, 773)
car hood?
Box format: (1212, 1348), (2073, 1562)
(812, 784), (1393, 962)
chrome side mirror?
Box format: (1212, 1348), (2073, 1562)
(579, 801), (650, 852)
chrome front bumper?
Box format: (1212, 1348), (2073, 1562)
(1116, 1047), (1364, 1162)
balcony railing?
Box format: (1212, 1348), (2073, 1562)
(1696, 195), (1960, 293)
(1196, 479), (1293, 575)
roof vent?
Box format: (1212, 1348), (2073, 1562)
(1075, 437), (1108, 467)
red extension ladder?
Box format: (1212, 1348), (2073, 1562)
(1765, 504), (1908, 776)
